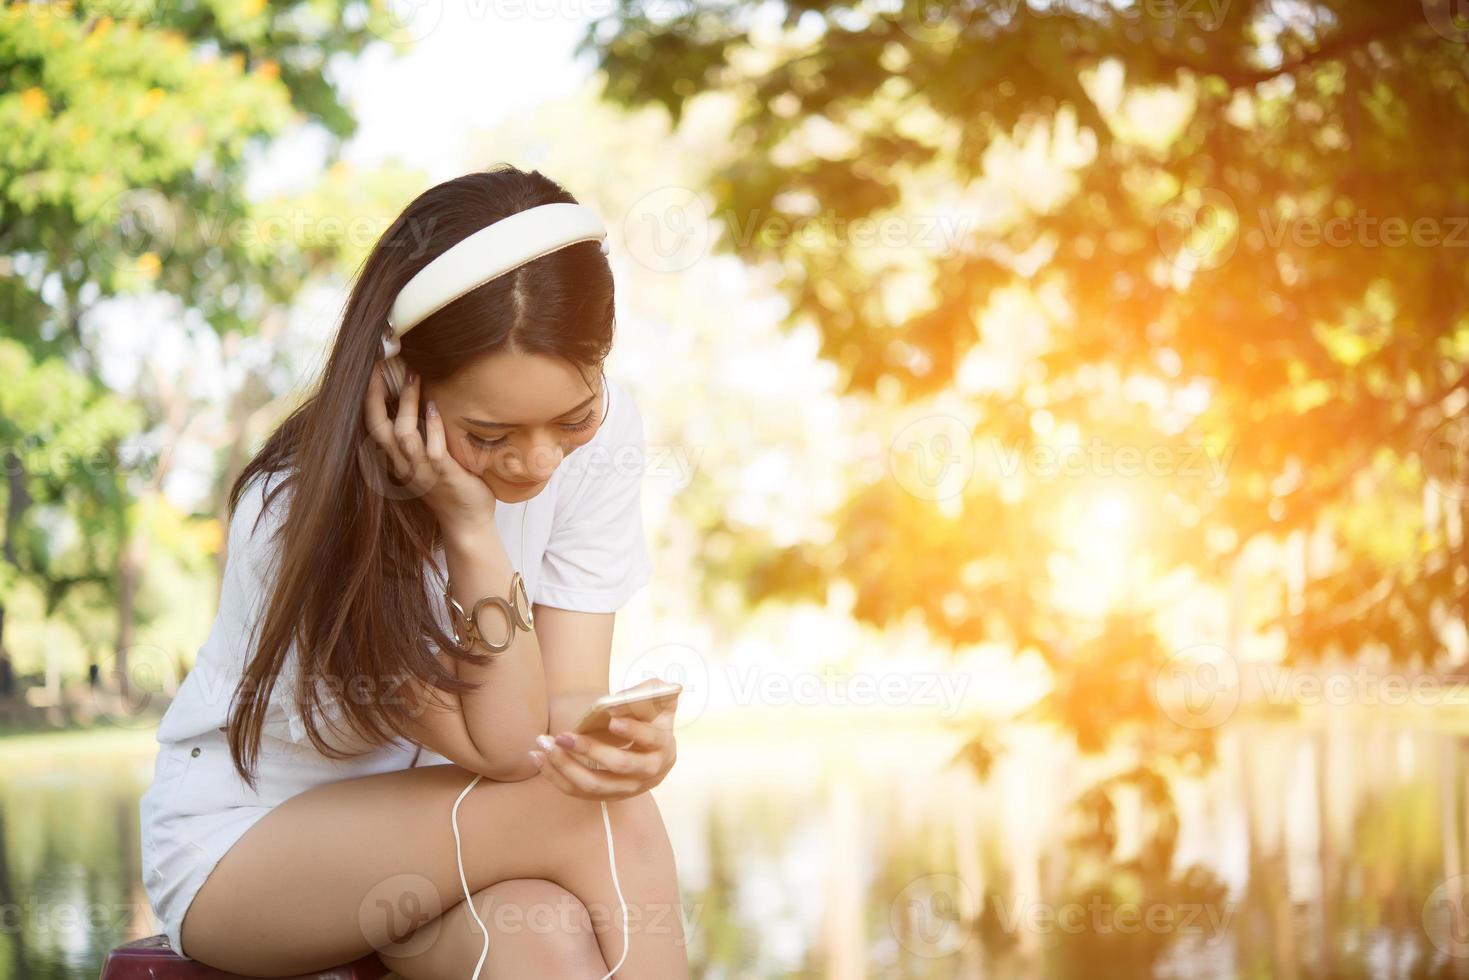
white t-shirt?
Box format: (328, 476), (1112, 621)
(154, 375), (651, 755)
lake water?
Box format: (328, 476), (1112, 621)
(1, 712), (1467, 978)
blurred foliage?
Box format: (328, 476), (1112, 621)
(583, 0), (1469, 688)
(0, 0), (427, 699)
(582, 0), (1469, 941)
(0, 339), (140, 614)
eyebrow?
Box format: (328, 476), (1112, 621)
(460, 392), (598, 430)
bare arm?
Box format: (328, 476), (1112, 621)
(537, 605), (617, 736)
(394, 524), (549, 780)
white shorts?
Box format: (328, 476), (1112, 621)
(139, 727), (420, 959)
(139, 729), (274, 958)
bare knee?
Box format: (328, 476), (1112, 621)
(508, 781), (671, 877)
(479, 877), (601, 968)
(384, 878), (603, 980)
(602, 792), (672, 866)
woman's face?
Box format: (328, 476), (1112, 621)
(423, 350), (603, 503)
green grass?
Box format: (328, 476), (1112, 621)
(0, 724), (159, 762)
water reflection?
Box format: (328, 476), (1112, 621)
(1, 717), (1467, 978)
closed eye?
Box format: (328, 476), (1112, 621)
(465, 410), (598, 449)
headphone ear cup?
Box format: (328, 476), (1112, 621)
(382, 355), (406, 399)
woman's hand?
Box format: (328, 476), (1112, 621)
(364, 362), (498, 536)
(528, 690), (678, 801)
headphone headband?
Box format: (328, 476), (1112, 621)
(386, 201), (609, 345)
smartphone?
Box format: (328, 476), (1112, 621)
(573, 681), (682, 746)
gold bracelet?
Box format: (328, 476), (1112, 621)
(444, 571), (534, 654)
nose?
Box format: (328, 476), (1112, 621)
(507, 434), (564, 482)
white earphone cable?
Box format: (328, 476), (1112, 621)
(451, 774), (490, 980)
(451, 485), (629, 979)
(451, 780), (629, 980)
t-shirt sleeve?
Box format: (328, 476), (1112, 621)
(536, 385), (653, 613)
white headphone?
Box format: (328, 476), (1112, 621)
(382, 202), (610, 396)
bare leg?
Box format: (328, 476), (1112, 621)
(379, 878), (608, 980)
(180, 764), (689, 978)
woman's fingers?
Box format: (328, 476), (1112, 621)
(552, 733), (663, 778)
(424, 398), (446, 465)
(393, 368), (425, 462)
(604, 715), (671, 752)
(531, 748), (641, 799)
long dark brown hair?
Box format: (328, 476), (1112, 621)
(225, 165), (615, 784)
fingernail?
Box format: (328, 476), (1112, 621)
(608, 718), (626, 732)
(426, 399), (438, 418)
(535, 734), (555, 752)
(554, 733), (575, 749)
(528, 750), (543, 768)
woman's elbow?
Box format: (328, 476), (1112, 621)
(467, 725), (545, 781)
(473, 752), (541, 782)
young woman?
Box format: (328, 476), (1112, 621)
(139, 165), (689, 979)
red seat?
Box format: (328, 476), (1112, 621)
(99, 936), (389, 980)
